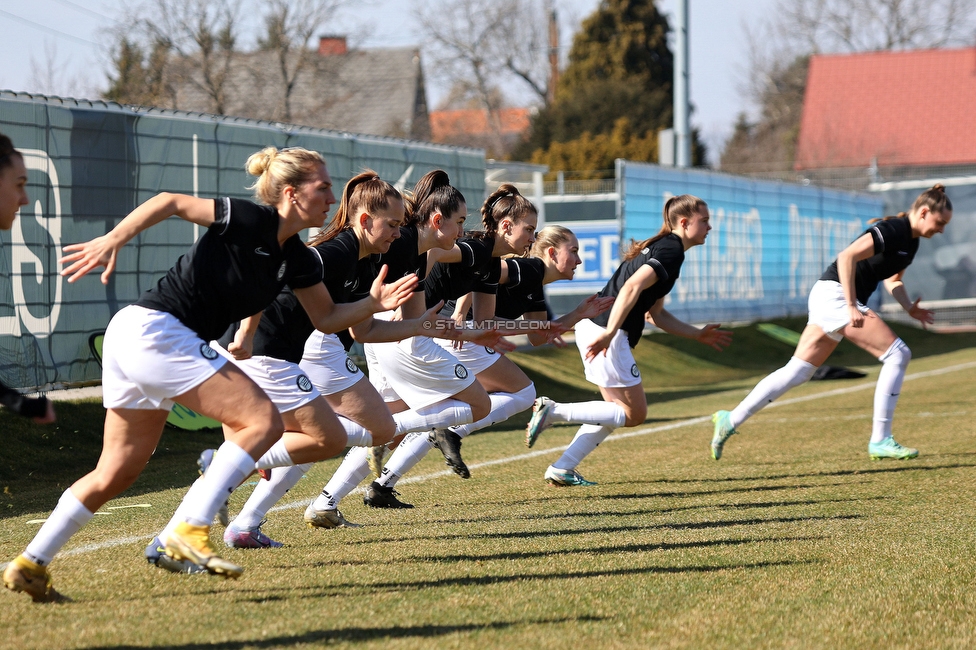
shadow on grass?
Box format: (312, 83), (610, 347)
(242, 559), (817, 604)
(80, 616), (609, 650)
(400, 534), (828, 564)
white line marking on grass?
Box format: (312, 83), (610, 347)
(54, 360), (976, 555)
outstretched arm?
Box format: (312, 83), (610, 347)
(883, 270), (934, 327)
(60, 193), (215, 284)
(295, 266), (419, 335)
(646, 301), (732, 351)
(585, 265), (656, 360)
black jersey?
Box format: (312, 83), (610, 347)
(243, 229), (365, 363)
(591, 233), (685, 348)
(136, 197), (322, 341)
(495, 257), (548, 319)
(424, 236), (502, 309)
(820, 216), (919, 304)
(345, 224), (429, 303)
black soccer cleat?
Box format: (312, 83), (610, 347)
(430, 428), (470, 479)
(363, 481), (414, 509)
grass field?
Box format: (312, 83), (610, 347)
(2, 319), (976, 649)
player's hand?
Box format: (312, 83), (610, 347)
(60, 235), (122, 285)
(848, 304), (865, 329)
(228, 331), (254, 360)
(470, 329), (516, 353)
(696, 324), (732, 351)
(550, 335), (568, 348)
(372, 265), (418, 311)
(575, 294), (615, 320)
(907, 298), (934, 328)
(585, 331), (613, 361)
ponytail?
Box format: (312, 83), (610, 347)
(407, 169), (466, 227)
(530, 225), (575, 259)
(476, 183), (537, 239)
(623, 194), (707, 261)
(245, 146), (325, 206)
(310, 169), (402, 244)
(869, 184), (952, 225)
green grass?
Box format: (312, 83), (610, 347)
(2, 319), (976, 648)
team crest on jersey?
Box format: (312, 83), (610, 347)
(277, 261), (287, 281)
(296, 375), (313, 392)
(345, 357), (358, 374)
(630, 363), (640, 378)
(199, 343), (219, 360)
(484, 346), (496, 355)
(454, 364), (469, 379)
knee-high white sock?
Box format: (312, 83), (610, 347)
(181, 441), (255, 527)
(393, 400), (473, 435)
(23, 489), (94, 566)
(340, 416), (373, 448)
(454, 384), (536, 438)
(551, 425), (611, 471)
(255, 438), (294, 470)
(729, 356), (818, 428)
(871, 338), (911, 443)
(234, 463), (312, 529)
(376, 431), (435, 488)
(312, 447), (371, 510)
(550, 400), (626, 428)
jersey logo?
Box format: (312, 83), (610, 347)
(344, 279), (355, 287)
(630, 363), (640, 378)
(345, 357), (359, 374)
(454, 364), (469, 379)
(254, 247), (270, 256)
(485, 346), (495, 355)
(199, 343), (219, 360)
(277, 261), (287, 281)
(897, 251), (909, 255)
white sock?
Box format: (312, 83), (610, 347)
(181, 441), (255, 527)
(871, 338), (911, 443)
(340, 415), (373, 448)
(23, 489), (94, 566)
(394, 400), (473, 435)
(550, 400), (627, 428)
(729, 356), (817, 428)
(234, 463), (312, 529)
(255, 439), (293, 470)
(160, 477), (204, 543)
(312, 447), (371, 510)
(551, 425), (611, 471)
(376, 431), (435, 488)
(454, 384), (536, 438)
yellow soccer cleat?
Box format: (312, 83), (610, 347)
(164, 522), (243, 579)
(2, 555), (69, 603)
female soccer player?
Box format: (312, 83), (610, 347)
(428, 225), (615, 478)
(361, 184), (541, 506)
(1, 146), (405, 602)
(710, 184), (951, 461)
(526, 195), (732, 486)
(0, 132), (55, 424)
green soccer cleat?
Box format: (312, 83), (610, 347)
(544, 466), (597, 487)
(525, 397), (554, 448)
(868, 437), (919, 460)
(711, 410), (738, 460)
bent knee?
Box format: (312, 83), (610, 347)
(624, 406), (647, 428)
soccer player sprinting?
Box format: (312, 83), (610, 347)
(710, 184), (952, 462)
(526, 195), (732, 486)
(3, 146), (349, 601)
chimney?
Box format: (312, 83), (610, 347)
(318, 35), (348, 56)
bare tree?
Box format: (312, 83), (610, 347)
(416, 0), (550, 155)
(256, 0), (349, 123)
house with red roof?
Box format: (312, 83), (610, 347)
(430, 107), (533, 157)
(795, 47), (976, 175)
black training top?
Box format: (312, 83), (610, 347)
(135, 197), (322, 342)
(591, 233), (685, 348)
(424, 236), (502, 309)
(241, 228), (364, 363)
(495, 257), (548, 319)
(820, 216), (919, 304)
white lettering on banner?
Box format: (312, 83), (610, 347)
(600, 234), (620, 279)
(0, 150), (63, 338)
(576, 236), (600, 281)
(788, 204), (863, 298)
(676, 206), (764, 302)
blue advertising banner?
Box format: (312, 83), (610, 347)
(620, 161), (883, 324)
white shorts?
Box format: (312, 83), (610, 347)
(300, 331), (365, 395)
(101, 305), (227, 410)
(433, 327), (502, 375)
(365, 335), (475, 409)
(213, 343), (320, 413)
(807, 280), (871, 342)
(574, 318), (642, 389)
